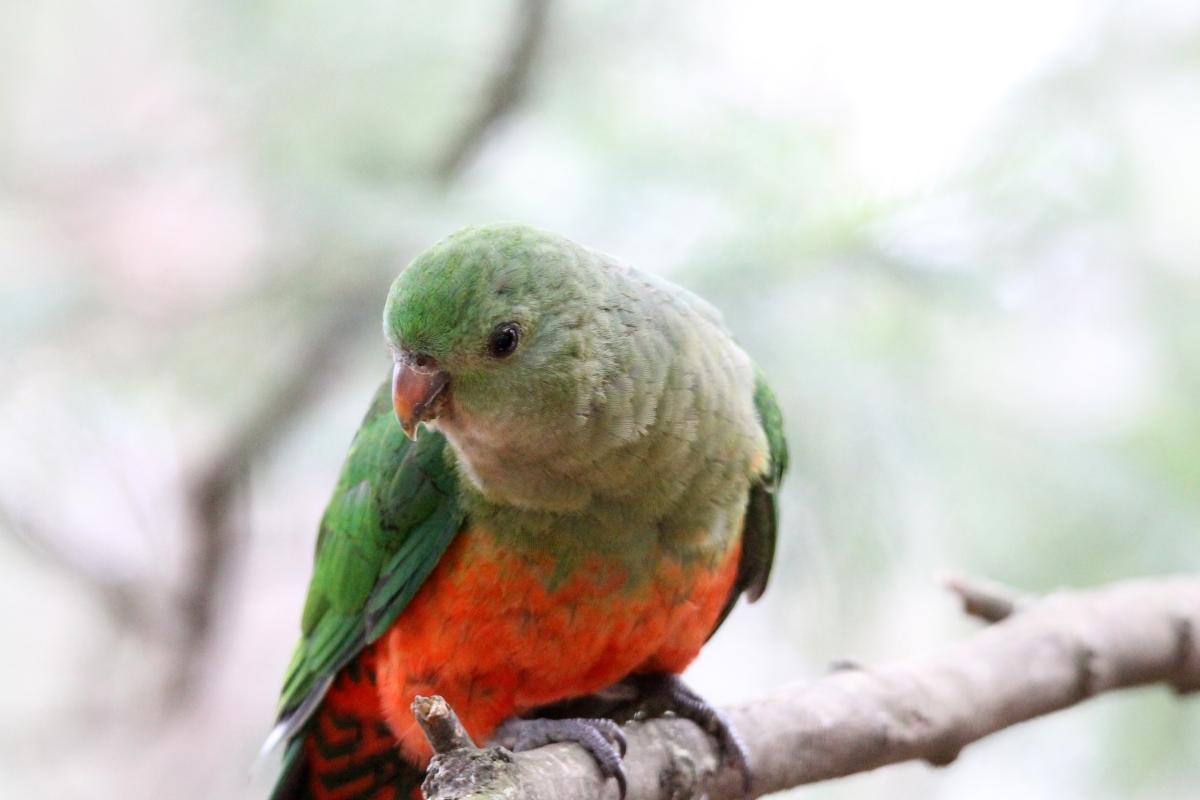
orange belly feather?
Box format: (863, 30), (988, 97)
(306, 525), (740, 797)
(381, 526), (739, 763)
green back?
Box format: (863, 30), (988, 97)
(272, 376), (464, 743)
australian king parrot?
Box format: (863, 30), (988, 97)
(267, 223), (788, 799)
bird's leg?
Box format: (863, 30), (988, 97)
(494, 676), (750, 797)
(515, 681), (639, 721)
(491, 716), (628, 798)
(618, 674), (751, 792)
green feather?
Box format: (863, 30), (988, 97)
(743, 368), (788, 600)
(754, 366), (789, 489)
(275, 377), (464, 730)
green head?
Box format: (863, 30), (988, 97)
(383, 223), (609, 442)
(382, 222), (766, 525)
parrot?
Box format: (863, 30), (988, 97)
(267, 223), (788, 800)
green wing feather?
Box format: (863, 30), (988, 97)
(710, 366), (788, 635)
(271, 376), (464, 745)
(740, 367), (788, 600)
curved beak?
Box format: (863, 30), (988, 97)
(392, 355), (450, 440)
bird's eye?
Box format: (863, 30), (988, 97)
(488, 322), (521, 358)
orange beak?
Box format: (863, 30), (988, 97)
(392, 355), (449, 440)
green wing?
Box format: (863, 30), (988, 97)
(739, 367), (788, 600)
(271, 376), (464, 746)
(710, 366), (788, 635)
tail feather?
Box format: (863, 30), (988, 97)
(269, 652), (423, 800)
(269, 738), (310, 800)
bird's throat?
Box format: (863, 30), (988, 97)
(437, 411), (599, 513)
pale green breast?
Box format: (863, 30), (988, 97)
(446, 256), (769, 588)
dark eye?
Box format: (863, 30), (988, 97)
(488, 322), (521, 358)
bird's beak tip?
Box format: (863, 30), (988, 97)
(392, 356), (449, 439)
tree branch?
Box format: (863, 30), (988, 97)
(171, 297), (374, 705)
(416, 575), (1200, 800)
(0, 504), (162, 638)
(432, 0), (552, 183)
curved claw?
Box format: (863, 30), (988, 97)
(492, 717), (629, 798)
(628, 674), (752, 793)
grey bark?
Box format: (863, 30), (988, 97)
(415, 575), (1200, 800)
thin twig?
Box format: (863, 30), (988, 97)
(939, 571), (1031, 623)
(414, 696), (479, 754)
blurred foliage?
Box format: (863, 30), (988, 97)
(1, 1), (1198, 798)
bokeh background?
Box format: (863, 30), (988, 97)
(3, 1), (1199, 797)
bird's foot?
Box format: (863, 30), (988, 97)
(624, 674), (751, 792)
(491, 716), (628, 798)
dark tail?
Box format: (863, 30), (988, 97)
(269, 738), (309, 800)
(269, 732), (423, 800)
(270, 658), (423, 800)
